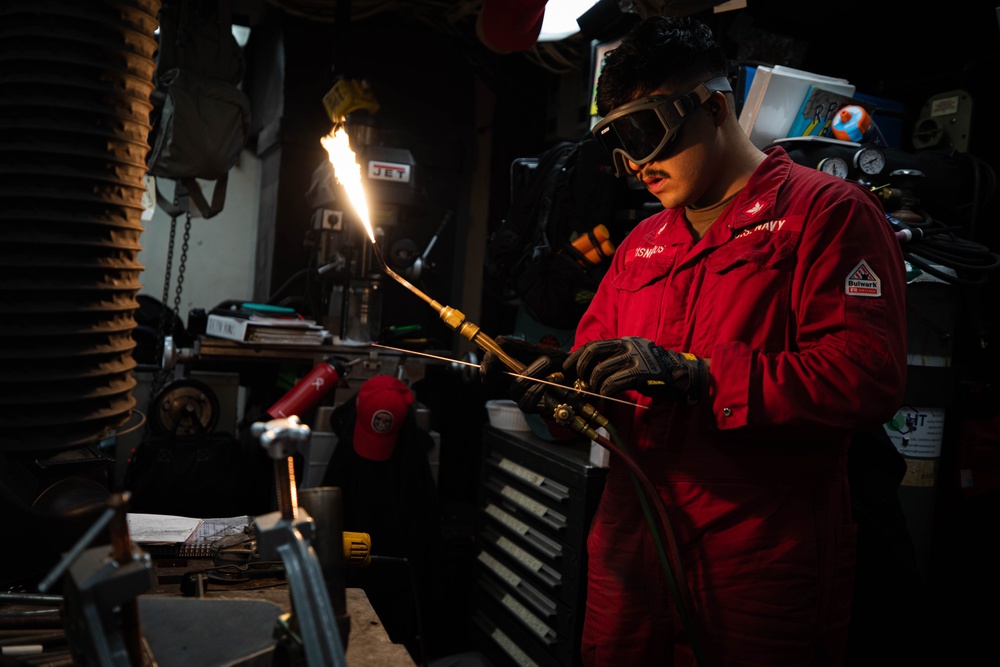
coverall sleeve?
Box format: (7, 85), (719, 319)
(573, 223), (632, 350)
(710, 185), (908, 433)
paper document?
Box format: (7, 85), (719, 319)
(127, 513), (201, 543)
(126, 513), (251, 545)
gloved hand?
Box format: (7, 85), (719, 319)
(480, 336), (569, 414)
(564, 337), (708, 402)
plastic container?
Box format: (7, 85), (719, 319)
(831, 105), (869, 142)
(567, 224), (616, 267)
(831, 104), (886, 146)
(485, 399), (531, 432)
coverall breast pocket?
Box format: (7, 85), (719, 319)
(611, 253), (677, 336)
(612, 252), (677, 291)
(704, 231), (798, 275)
(702, 232), (798, 332)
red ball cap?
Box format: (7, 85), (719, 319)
(476, 0), (547, 53)
(353, 375), (414, 461)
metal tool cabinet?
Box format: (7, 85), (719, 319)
(472, 425), (608, 667)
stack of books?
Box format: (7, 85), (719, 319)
(738, 65), (856, 149)
(205, 304), (330, 346)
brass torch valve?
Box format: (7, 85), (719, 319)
(532, 372), (610, 443)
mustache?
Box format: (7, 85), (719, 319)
(637, 166), (668, 181)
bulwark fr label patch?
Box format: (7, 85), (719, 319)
(845, 260), (881, 297)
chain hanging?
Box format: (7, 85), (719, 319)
(129, 187), (194, 483)
(149, 204), (192, 411)
(173, 213), (191, 323)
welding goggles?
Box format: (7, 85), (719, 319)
(593, 76), (732, 177)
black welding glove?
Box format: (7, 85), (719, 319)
(481, 336), (569, 414)
(564, 337), (708, 403)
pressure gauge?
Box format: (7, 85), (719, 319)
(853, 146), (886, 176)
(817, 156), (849, 179)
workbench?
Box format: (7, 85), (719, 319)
(140, 557), (417, 666)
(0, 563), (415, 667)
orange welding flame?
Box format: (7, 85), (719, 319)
(321, 126), (374, 243)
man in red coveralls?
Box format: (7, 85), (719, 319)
(483, 14), (907, 667)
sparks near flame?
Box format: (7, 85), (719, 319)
(320, 126), (374, 243)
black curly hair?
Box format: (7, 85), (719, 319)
(595, 15), (729, 117)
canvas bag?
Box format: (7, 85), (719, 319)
(147, 0), (251, 218)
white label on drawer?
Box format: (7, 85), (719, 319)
(499, 457), (545, 486)
(497, 535), (542, 572)
(501, 486), (548, 517)
(479, 551), (522, 588)
(501, 592), (553, 640)
(485, 503), (529, 535)
(491, 627), (539, 667)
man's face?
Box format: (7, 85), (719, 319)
(593, 78), (730, 209)
(626, 89), (717, 210)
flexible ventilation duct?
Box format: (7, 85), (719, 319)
(0, 0), (161, 452)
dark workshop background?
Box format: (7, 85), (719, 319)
(1, 0), (998, 664)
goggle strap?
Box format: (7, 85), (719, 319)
(673, 86), (707, 116)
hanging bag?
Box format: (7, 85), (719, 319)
(147, 0), (251, 218)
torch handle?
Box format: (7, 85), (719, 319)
(375, 245), (608, 437)
(443, 309), (611, 438)
(435, 306), (525, 373)
(360, 204), (611, 444)
(468, 330), (525, 373)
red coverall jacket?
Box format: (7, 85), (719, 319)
(576, 147), (907, 667)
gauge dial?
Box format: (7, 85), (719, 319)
(817, 156), (849, 179)
(854, 146), (886, 176)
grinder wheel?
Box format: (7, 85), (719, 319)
(151, 377), (220, 437)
